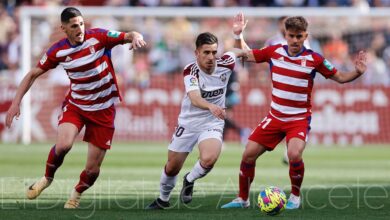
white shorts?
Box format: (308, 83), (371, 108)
(168, 126), (223, 153)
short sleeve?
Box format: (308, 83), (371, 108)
(252, 44), (279, 63)
(183, 75), (200, 93)
(218, 52), (236, 70)
(90, 28), (125, 49)
(36, 50), (58, 71)
(313, 53), (338, 78)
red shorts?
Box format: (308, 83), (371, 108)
(58, 103), (116, 150)
(248, 114), (311, 151)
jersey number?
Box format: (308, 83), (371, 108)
(259, 117), (272, 129)
(175, 126), (185, 137)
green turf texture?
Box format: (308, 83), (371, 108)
(0, 142), (389, 219)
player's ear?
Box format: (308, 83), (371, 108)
(60, 24), (66, 33)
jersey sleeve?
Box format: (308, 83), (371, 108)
(313, 53), (338, 78)
(182, 64), (200, 93)
(36, 48), (59, 71)
(218, 52), (236, 70)
(92, 28), (126, 49)
(252, 44), (279, 63)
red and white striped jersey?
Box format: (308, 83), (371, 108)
(37, 28), (126, 111)
(177, 52), (236, 131)
(253, 44), (337, 120)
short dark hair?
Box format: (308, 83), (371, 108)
(195, 32), (218, 48)
(61, 7), (82, 23)
(285, 16), (308, 32)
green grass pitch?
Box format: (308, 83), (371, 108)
(0, 142), (389, 219)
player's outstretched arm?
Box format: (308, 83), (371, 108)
(124, 31), (147, 50)
(230, 48), (256, 62)
(187, 90), (226, 120)
(331, 51), (367, 84)
(5, 67), (46, 128)
(233, 12), (250, 50)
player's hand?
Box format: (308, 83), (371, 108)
(355, 51), (367, 75)
(5, 103), (20, 128)
(209, 104), (226, 120)
(130, 32), (146, 50)
(233, 12), (248, 35)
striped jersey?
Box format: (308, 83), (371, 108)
(178, 52), (236, 131)
(37, 28), (125, 111)
(253, 44), (337, 120)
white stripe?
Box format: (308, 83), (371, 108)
(272, 73), (308, 87)
(68, 61), (108, 79)
(269, 111), (305, 122)
(60, 48), (105, 69)
(272, 58), (314, 74)
(56, 38), (99, 57)
(272, 88), (307, 101)
(69, 97), (119, 111)
(71, 72), (112, 91)
(274, 47), (314, 61)
(271, 101), (307, 115)
(71, 84), (117, 101)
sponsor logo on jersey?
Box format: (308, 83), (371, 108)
(107, 30), (120, 38)
(39, 53), (48, 65)
(201, 88), (224, 98)
(323, 59), (334, 71)
(220, 73), (227, 82)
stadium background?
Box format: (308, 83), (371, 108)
(0, 1), (389, 219)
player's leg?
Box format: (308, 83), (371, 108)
(180, 136), (222, 204)
(64, 143), (106, 209)
(146, 150), (189, 210)
(222, 115), (284, 208)
(282, 144), (289, 165)
(27, 122), (80, 200)
(146, 126), (197, 210)
(285, 118), (310, 210)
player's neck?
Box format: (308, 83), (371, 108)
(198, 64), (215, 75)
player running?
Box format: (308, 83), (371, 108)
(146, 32), (243, 209)
(221, 13), (367, 210)
(5, 7), (146, 208)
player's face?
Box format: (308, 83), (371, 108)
(61, 16), (85, 45)
(285, 29), (308, 56)
(195, 43), (218, 74)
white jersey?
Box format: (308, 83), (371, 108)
(177, 52), (237, 131)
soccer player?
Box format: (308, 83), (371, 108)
(5, 7), (146, 208)
(221, 13), (367, 209)
(146, 32), (238, 209)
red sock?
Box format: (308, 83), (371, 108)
(45, 145), (67, 179)
(75, 170), (100, 193)
(289, 160), (305, 196)
(238, 160), (255, 201)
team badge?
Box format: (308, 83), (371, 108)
(220, 73), (227, 82)
(189, 77), (198, 86)
(301, 58), (306, 67)
(89, 45), (95, 54)
(107, 30), (120, 38)
(323, 59), (334, 71)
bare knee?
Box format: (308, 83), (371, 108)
(165, 163), (181, 176)
(287, 149), (302, 161)
(200, 156), (218, 168)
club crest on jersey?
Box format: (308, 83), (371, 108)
(39, 53), (48, 65)
(89, 45), (95, 54)
(323, 59), (334, 71)
(301, 58), (306, 67)
(220, 73), (227, 82)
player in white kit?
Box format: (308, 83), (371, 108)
(146, 32), (239, 209)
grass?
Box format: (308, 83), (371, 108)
(0, 142), (389, 219)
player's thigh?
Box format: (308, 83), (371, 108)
(286, 138), (306, 161)
(285, 118), (310, 160)
(242, 140), (268, 163)
(168, 126), (199, 153)
(198, 129), (223, 164)
(56, 123), (80, 150)
(166, 150), (189, 175)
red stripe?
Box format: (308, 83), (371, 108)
(72, 79), (115, 95)
(272, 66), (312, 79)
(273, 81), (311, 94)
(272, 95), (310, 108)
(70, 69), (110, 84)
(70, 91), (119, 106)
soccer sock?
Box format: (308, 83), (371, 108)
(186, 160), (212, 183)
(75, 169), (100, 194)
(159, 167), (177, 202)
(45, 145), (67, 180)
(289, 159), (305, 197)
(238, 160), (255, 201)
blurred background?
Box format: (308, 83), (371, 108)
(0, 0), (389, 147)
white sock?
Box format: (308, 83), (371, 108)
(159, 169), (177, 202)
(186, 160), (212, 183)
